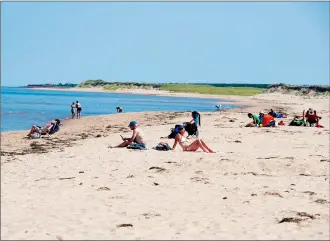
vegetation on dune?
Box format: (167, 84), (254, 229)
(159, 84), (265, 96)
(76, 80), (265, 96)
(266, 83), (330, 96)
(30, 79), (330, 96)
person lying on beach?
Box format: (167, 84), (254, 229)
(27, 121), (55, 138)
(109, 121), (146, 149)
(245, 113), (260, 127)
(172, 126), (215, 153)
(269, 109), (287, 118)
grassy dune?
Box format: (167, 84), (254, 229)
(76, 80), (265, 96)
(159, 84), (264, 96)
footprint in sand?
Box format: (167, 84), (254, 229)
(149, 166), (166, 173)
(265, 191), (283, 198)
(97, 187), (110, 191)
(116, 224), (133, 228)
(278, 212), (318, 224)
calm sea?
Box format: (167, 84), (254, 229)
(1, 87), (240, 132)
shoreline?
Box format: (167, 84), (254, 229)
(1, 87), (251, 133)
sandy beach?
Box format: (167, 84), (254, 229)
(1, 91), (329, 240)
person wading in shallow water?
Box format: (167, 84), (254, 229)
(116, 106), (123, 113)
(71, 102), (76, 119)
(76, 101), (82, 119)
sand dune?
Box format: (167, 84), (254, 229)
(1, 93), (329, 240)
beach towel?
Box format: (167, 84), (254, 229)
(153, 142), (172, 151)
(127, 143), (147, 150)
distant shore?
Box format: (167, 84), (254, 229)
(29, 86), (251, 106)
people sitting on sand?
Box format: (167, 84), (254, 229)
(27, 120), (56, 138)
(172, 125), (215, 153)
(269, 109), (287, 118)
(116, 106), (123, 113)
(245, 113), (261, 127)
(305, 108), (322, 127)
(215, 105), (221, 111)
(109, 121), (146, 149)
(260, 112), (276, 127)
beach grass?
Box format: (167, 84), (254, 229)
(103, 84), (155, 90)
(78, 80), (265, 96)
(159, 84), (265, 96)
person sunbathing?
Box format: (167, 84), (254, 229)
(269, 109), (287, 118)
(172, 126), (215, 153)
(27, 121), (55, 138)
(110, 121), (146, 148)
(246, 113), (260, 127)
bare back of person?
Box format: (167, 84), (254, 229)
(133, 127), (146, 144)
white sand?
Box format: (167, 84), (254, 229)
(1, 92), (329, 240)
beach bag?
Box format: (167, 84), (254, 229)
(153, 142), (172, 151)
(30, 133), (41, 139)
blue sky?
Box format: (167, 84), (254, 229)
(2, 2), (329, 86)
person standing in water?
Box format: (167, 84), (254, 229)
(71, 102), (76, 119)
(76, 101), (82, 119)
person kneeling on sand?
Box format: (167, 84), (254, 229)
(246, 113), (260, 127)
(109, 121), (146, 149)
(172, 125), (215, 153)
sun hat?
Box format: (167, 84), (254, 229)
(128, 121), (138, 127)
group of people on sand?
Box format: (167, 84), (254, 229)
(109, 111), (215, 153)
(246, 107), (322, 128)
(70, 101), (82, 119)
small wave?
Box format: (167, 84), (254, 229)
(3, 111), (31, 115)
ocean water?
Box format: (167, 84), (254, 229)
(1, 87), (240, 132)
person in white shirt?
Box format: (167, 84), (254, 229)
(76, 101), (82, 119)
